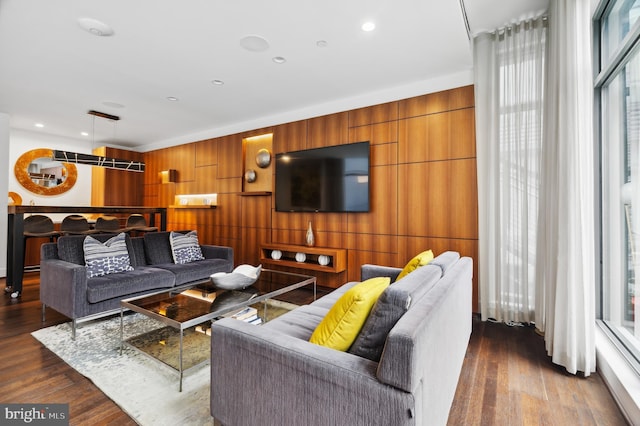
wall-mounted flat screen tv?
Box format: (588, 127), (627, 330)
(275, 141), (370, 212)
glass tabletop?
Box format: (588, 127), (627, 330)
(120, 269), (316, 329)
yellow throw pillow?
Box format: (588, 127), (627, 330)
(309, 277), (391, 351)
(396, 249), (434, 281)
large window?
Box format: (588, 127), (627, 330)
(597, 0), (640, 369)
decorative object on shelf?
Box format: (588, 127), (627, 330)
(244, 169), (257, 183)
(172, 193), (218, 208)
(8, 191), (22, 206)
(211, 264), (262, 290)
(318, 255), (330, 266)
(306, 221), (315, 247)
(295, 252), (306, 263)
(271, 249), (282, 260)
(255, 148), (272, 168)
(160, 169), (177, 184)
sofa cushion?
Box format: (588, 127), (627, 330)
(57, 233), (124, 265)
(263, 305), (329, 340)
(349, 263), (443, 361)
(396, 249), (434, 281)
(83, 233), (134, 278)
(348, 289), (410, 362)
(309, 281), (359, 310)
(129, 237), (148, 267)
(170, 231), (205, 264)
(86, 267), (175, 303)
(143, 231), (175, 265)
(152, 258), (231, 286)
(309, 277), (390, 351)
(430, 251), (461, 276)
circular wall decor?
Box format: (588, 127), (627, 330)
(255, 148), (271, 168)
(14, 148), (78, 196)
(8, 191), (22, 206)
(245, 169), (257, 183)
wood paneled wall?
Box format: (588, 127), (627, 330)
(141, 85), (479, 310)
(91, 147), (144, 207)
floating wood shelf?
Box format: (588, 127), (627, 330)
(238, 191), (272, 197)
(168, 205), (217, 209)
(260, 243), (346, 274)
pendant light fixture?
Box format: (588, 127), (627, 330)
(51, 110), (145, 172)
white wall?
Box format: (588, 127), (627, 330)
(1, 129), (94, 278)
(0, 113), (9, 277)
(9, 129), (93, 212)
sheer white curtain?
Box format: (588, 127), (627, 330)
(535, 0), (595, 376)
(474, 18), (547, 324)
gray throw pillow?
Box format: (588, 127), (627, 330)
(348, 286), (411, 362)
(83, 233), (134, 278)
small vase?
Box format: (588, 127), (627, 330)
(305, 221), (315, 247)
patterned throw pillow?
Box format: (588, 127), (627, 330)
(84, 233), (134, 278)
(169, 231), (205, 264)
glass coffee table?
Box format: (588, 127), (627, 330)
(120, 269), (316, 391)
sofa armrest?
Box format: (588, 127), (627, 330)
(40, 259), (88, 320)
(201, 245), (233, 263)
(210, 318), (415, 426)
(361, 264), (401, 281)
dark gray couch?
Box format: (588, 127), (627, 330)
(40, 231), (233, 338)
(210, 251), (472, 426)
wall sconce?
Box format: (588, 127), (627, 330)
(160, 169), (177, 184)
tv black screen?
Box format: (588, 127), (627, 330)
(275, 141), (370, 212)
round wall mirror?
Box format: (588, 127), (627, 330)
(14, 148), (78, 196)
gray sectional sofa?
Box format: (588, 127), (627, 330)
(40, 231), (233, 338)
(210, 251), (472, 426)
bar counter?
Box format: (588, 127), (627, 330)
(6, 205), (167, 297)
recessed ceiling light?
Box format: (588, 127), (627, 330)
(34, 123), (44, 128)
(362, 22), (376, 32)
(240, 35), (270, 52)
(316, 40), (328, 48)
(211, 79), (224, 86)
(81, 132), (89, 136)
(77, 17), (114, 37)
(167, 96), (179, 101)
(272, 56), (286, 64)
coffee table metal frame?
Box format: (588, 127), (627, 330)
(119, 269), (316, 391)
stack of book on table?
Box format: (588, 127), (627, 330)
(196, 307), (263, 336)
(225, 306), (262, 325)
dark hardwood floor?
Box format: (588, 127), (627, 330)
(448, 320), (628, 426)
(0, 273), (629, 425)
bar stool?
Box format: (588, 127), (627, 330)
(94, 215), (126, 233)
(23, 214), (61, 269)
(124, 214), (158, 235)
(60, 215), (98, 235)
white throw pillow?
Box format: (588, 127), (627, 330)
(169, 231), (205, 264)
(84, 233), (134, 278)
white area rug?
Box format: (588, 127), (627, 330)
(31, 313), (213, 425)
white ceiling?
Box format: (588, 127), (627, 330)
(0, 0), (548, 152)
